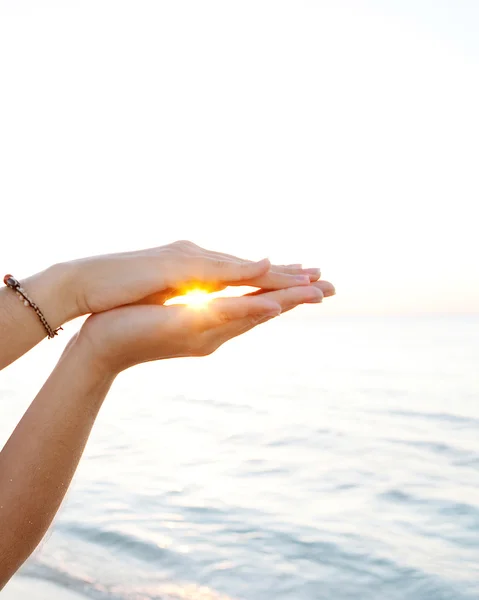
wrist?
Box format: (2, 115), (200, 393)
(49, 262), (82, 322)
(75, 314), (125, 379)
(18, 262), (81, 332)
(62, 328), (118, 385)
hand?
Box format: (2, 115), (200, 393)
(77, 280), (334, 375)
(69, 240), (321, 316)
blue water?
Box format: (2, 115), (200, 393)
(1, 315), (479, 599)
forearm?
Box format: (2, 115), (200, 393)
(0, 263), (79, 370)
(0, 334), (115, 587)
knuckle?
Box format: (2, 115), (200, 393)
(159, 245), (174, 258)
(170, 240), (196, 252)
(216, 310), (231, 325)
(275, 288), (292, 302)
(276, 290), (295, 309)
(240, 261), (254, 270)
(246, 315), (262, 327)
(194, 343), (214, 357)
(212, 259), (230, 269)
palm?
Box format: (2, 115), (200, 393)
(82, 296), (276, 372)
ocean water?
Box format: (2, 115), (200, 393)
(1, 315), (479, 600)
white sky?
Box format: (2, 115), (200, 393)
(0, 0), (478, 315)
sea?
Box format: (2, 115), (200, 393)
(1, 315), (478, 600)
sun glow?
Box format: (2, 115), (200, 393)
(168, 289), (212, 309)
(165, 286), (257, 309)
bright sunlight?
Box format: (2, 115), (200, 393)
(166, 286), (253, 308)
(167, 289), (212, 309)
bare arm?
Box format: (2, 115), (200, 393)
(0, 280), (335, 588)
(0, 264), (77, 370)
(0, 334), (114, 587)
(0, 240), (331, 588)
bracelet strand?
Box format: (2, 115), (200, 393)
(3, 274), (62, 339)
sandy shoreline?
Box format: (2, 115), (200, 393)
(3, 575), (91, 599)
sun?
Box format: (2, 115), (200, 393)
(166, 289), (212, 309)
(183, 290), (211, 308)
(165, 285), (255, 309)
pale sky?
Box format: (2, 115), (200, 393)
(0, 0), (478, 316)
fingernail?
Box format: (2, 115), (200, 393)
(303, 268), (321, 275)
(323, 288), (336, 297)
(294, 275), (310, 284)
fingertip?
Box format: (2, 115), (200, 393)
(255, 257), (271, 270)
(207, 296), (279, 324)
(304, 268), (321, 282)
(306, 289), (324, 303)
(317, 281), (336, 297)
(325, 285), (336, 297)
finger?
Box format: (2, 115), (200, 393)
(302, 268), (321, 282)
(181, 295), (281, 332)
(247, 279), (335, 299)
(276, 287), (324, 315)
(240, 267), (321, 286)
(200, 285), (324, 348)
(194, 283), (332, 354)
(131, 275), (328, 308)
(255, 285), (325, 310)
(185, 257), (316, 288)
(230, 270), (313, 290)
(140, 269), (318, 305)
(184, 256), (273, 285)
(271, 265), (321, 281)
(313, 280), (335, 297)
(198, 249), (319, 280)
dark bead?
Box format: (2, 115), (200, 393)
(4, 275), (18, 288)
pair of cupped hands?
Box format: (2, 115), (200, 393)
(70, 241), (335, 375)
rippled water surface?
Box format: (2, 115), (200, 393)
(1, 316), (478, 599)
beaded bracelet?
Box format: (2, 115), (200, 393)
(3, 274), (62, 339)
